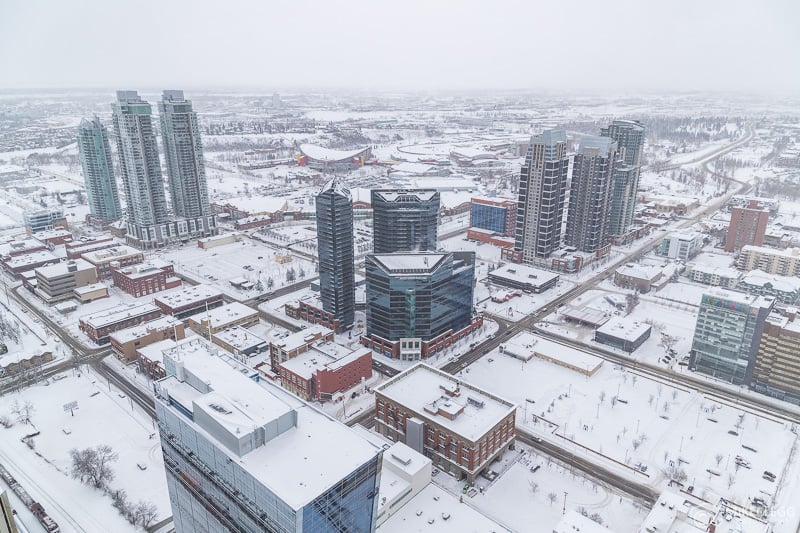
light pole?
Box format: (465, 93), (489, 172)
(562, 491), (568, 515)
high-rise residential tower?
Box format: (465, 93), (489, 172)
(371, 189), (440, 253)
(158, 91), (213, 234)
(565, 137), (617, 254)
(725, 200), (769, 252)
(112, 90), (169, 247)
(77, 117), (122, 224)
(601, 120), (645, 238)
(512, 129), (570, 263)
(316, 178), (355, 331)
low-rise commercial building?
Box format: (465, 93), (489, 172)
(2, 250), (60, 278)
(187, 302), (258, 338)
(488, 263), (559, 293)
(79, 303), (162, 344)
(82, 245), (144, 279)
(211, 327), (268, 359)
(269, 324), (334, 373)
(657, 231), (704, 261)
(375, 364), (516, 483)
(153, 284), (224, 319)
(34, 259), (98, 303)
(109, 315), (185, 362)
(594, 317), (652, 353)
(684, 263), (739, 288)
(375, 443), (432, 526)
(65, 236), (117, 259)
(614, 263), (665, 293)
(279, 343), (372, 402)
(72, 282), (110, 303)
(111, 260), (181, 297)
(499, 332), (604, 375)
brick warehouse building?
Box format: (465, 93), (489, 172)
(374, 364), (516, 482)
(111, 260), (181, 297)
(153, 284), (223, 319)
(279, 343), (372, 402)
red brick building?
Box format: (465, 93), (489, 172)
(153, 284), (224, 319)
(284, 298), (341, 332)
(268, 324), (335, 373)
(279, 344), (372, 402)
(362, 315), (484, 360)
(375, 364), (516, 483)
(79, 303), (162, 344)
(65, 236), (117, 259)
(726, 200), (770, 252)
(82, 245), (144, 279)
(112, 260), (181, 297)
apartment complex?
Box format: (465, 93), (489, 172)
(77, 116), (122, 223)
(752, 310), (800, 405)
(565, 136), (617, 255)
(375, 364), (516, 483)
(371, 189), (440, 253)
(725, 201), (769, 252)
(737, 245), (800, 276)
(601, 120), (645, 238)
(316, 178), (355, 331)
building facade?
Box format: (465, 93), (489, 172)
(279, 344), (372, 402)
(111, 260), (181, 297)
(112, 91), (169, 247)
(752, 310), (800, 405)
(109, 316), (185, 362)
(512, 130), (570, 263)
(737, 245), (800, 276)
(601, 120), (645, 238)
(154, 344), (382, 533)
(79, 303), (163, 344)
(469, 197), (516, 237)
(689, 289), (774, 384)
(372, 190), (440, 254)
(34, 259), (98, 304)
(364, 252), (475, 360)
(565, 137), (617, 254)
(316, 178), (355, 331)
(158, 90), (216, 236)
(23, 208), (66, 235)
(658, 231), (704, 261)
(374, 364), (516, 483)
(725, 201), (769, 252)
(77, 117), (122, 223)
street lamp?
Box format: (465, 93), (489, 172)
(562, 491), (568, 515)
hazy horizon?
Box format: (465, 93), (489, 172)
(2, 0), (798, 95)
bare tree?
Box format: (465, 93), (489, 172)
(659, 334), (678, 355)
(70, 445), (118, 489)
(528, 480), (539, 495)
(599, 391), (606, 404)
(547, 492), (558, 506)
(133, 500), (159, 528)
(715, 453), (724, 467)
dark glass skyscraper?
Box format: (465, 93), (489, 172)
(514, 130), (570, 262)
(565, 136), (617, 253)
(365, 252), (474, 359)
(371, 189), (439, 253)
(77, 117), (121, 223)
(601, 120), (645, 237)
(316, 178), (355, 331)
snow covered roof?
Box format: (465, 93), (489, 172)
(375, 364), (516, 443)
(3, 250), (58, 268)
(739, 269), (800, 293)
(81, 245), (142, 264)
(110, 315), (182, 344)
(272, 324), (334, 352)
(188, 302), (257, 328)
(220, 196), (288, 215)
(687, 263), (740, 279)
(490, 263), (559, 287)
(372, 189), (439, 203)
(596, 317), (652, 342)
(615, 262), (663, 281)
(156, 343), (381, 510)
(300, 144), (369, 162)
(154, 284), (223, 309)
(82, 303), (160, 329)
(701, 287), (774, 309)
(740, 245), (800, 259)
(280, 344), (370, 380)
(319, 177), (351, 199)
(370, 253), (447, 274)
(35, 258), (95, 278)
(212, 326), (267, 351)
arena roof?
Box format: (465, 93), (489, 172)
(299, 144), (370, 163)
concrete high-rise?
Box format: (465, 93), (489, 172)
(371, 189), (439, 253)
(316, 178), (355, 331)
(112, 91), (169, 247)
(689, 289), (774, 385)
(77, 117), (122, 223)
(158, 91), (213, 235)
(725, 200), (769, 252)
(513, 129), (570, 263)
(601, 120), (645, 238)
(565, 137), (617, 254)
(752, 310), (800, 405)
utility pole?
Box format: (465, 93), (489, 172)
(562, 491), (568, 515)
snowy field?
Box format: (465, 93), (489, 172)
(0, 367), (169, 533)
(464, 348), (800, 531)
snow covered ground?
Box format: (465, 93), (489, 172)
(0, 367), (169, 533)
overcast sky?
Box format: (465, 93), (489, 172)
(1, 0), (798, 94)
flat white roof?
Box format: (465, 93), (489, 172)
(154, 284), (223, 309)
(3, 250), (58, 268)
(505, 332), (604, 371)
(687, 263), (740, 278)
(188, 302), (257, 328)
(740, 245), (800, 258)
(35, 258), (95, 278)
(115, 259), (172, 279)
(82, 303), (160, 329)
(73, 282), (107, 295)
(376, 364), (516, 443)
(82, 245), (142, 263)
(212, 326), (267, 351)
(596, 316), (652, 342)
(740, 269), (800, 292)
(371, 253), (447, 273)
(280, 343), (371, 380)
(110, 315), (182, 344)
(490, 263), (559, 287)
(157, 343), (380, 510)
(615, 262), (663, 281)
(272, 324), (333, 352)
(702, 287), (774, 309)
